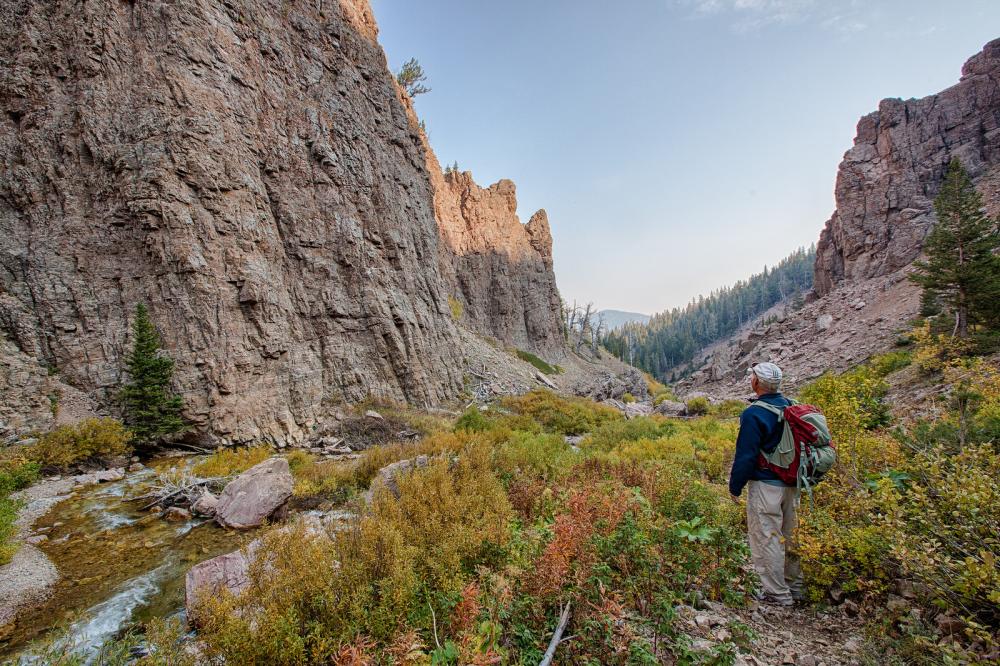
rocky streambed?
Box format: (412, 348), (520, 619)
(0, 457), (280, 662)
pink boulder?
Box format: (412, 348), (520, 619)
(214, 457), (293, 529)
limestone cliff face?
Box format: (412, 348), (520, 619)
(0, 0), (466, 444)
(427, 154), (565, 357)
(815, 38), (1000, 295)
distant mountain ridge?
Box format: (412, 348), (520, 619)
(597, 310), (651, 331)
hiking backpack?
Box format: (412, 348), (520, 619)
(751, 400), (837, 493)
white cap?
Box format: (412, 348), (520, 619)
(750, 362), (783, 385)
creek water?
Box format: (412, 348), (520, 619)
(0, 458), (254, 663)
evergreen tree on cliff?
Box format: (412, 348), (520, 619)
(910, 158), (1000, 338)
(120, 304), (186, 444)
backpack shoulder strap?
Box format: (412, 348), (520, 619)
(749, 400), (785, 421)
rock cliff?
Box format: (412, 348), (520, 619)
(683, 39), (1000, 398)
(429, 161), (565, 357)
(0, 0), (470, 444)
(815, 38), (1000, 295)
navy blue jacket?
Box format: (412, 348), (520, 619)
(728, 393), (794, 497)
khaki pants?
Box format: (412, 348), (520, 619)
(746, 480), (804, 604)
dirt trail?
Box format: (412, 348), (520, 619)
(677, 599), (866, 665)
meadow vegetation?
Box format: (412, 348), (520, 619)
(15, 345), (1000, 664)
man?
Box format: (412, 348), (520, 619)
(728, 361), (804, 607)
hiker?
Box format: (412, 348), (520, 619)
(728, 361), (805, 606)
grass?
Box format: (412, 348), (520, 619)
(192, 445), (271, 477)
(514, 349), (561, 375)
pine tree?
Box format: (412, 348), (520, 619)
(120, 304), (186, 444)
(910, 158), (1000, 338)
(396, 58), (431, 97)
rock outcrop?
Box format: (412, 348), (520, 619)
(427, 158), (564, 357)
(215, 458), (293, 529)
(0, 0), (471, 444)
(815, 39), (1000, 295)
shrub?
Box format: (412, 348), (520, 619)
(622, 392), (636, 403)
(192, 445), (271, 478)
(0, 458), (41, 565)
(194, 444), (513, 660)
(501, 390), (619, 435)
(910, 320), (974, 374)
(581, 416), (676, 454)
(710, 399), (746, 418)
(868, 350), (912, 377)
(30, 418), (133, 470)
(798, 365), (890, 433)
(652, 392), (675, 407)
(454, 406), (490, 433)
(684, 396), (710, 416)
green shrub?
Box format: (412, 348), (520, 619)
(653, 392), (677, 407)
(29, 418), (133, 470)
(0, 459), (41, 565)
(710, 399), (746, 418)
(684, 396), (710, 416)
(514, 349), (560, 375)
(581, 416), (676, 454)
(454, 406), (490, 433)
(868, 350), (912, 377)
(501, 390), (620, 435)
(622, 392), (636, 403)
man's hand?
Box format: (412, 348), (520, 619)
(730, 493), (741, 504)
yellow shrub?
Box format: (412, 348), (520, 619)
(30, 418), (133, 469)
(911, 321), (974, 374)
(193, 444), (513, 660)
(192, 445), (271, 477)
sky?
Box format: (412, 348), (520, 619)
(371, 0), (1000, 315)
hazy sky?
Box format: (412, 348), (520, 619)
(371, 0), (1000, 315)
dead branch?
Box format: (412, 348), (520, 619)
(539, 601), (571, 666)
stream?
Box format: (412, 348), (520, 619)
(0, 457), (255, 663)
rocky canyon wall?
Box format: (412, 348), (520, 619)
(427, 157), (565, 358)
(815, 38), (1000, 295)
(0, 0), (469, 445)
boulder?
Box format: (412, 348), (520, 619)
(191, 491), (219, 517)
(215, 458), (293, 529)
(185, 546), (256, 623)
(815, 314), (834, 331)
(364, 455), (430, 504)
(624, 402), (653, 419)
(364, 409), (384, 420)
(654, 400), (687, 417)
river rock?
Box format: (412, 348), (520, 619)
(364, 455), (430, 504)
(184, 546), (256, 623)
(215, 458), (293, 529)
(191, 491), (219, 518)
(163, 506), (192, 522)
(0, 543), (59, 628)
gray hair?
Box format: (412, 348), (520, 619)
(755, 375), (781, 393)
